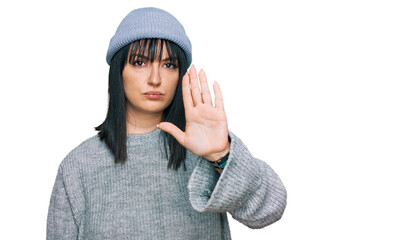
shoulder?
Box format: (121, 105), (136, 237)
(58, 134), (112, 174)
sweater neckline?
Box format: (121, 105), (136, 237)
(126, 128), (163, 146)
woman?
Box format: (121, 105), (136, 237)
(47, 7), (287, 240)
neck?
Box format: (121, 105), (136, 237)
(126, 105), (163, 134)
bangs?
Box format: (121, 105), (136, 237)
(127, 39), (179, 65)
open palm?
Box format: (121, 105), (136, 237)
(158, 65), (230, 161)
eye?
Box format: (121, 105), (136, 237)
(165, 63), (177, 69)
(132, 60), (145, 67)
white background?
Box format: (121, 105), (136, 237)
(1, 0), (414, 239)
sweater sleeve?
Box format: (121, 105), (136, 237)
(187, 130), (287, 229)
(47, 165), (79, 239)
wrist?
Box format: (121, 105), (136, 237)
(204, 138), (231, 162)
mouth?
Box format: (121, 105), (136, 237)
(144, 91), (163, 95)
(144, 91), (163, 100)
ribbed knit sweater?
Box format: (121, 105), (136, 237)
(47, 129), (287, 239)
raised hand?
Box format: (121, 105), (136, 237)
(157, 65), (230, 162)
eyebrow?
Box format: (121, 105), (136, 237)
(130, 54), (150, 60)
(130, 54), (177, 62)
(161, 57), (178, 62)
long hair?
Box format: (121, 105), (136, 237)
(95, 38), (188, 170)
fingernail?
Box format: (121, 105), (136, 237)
(156, 124), (160, 128)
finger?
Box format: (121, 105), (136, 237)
(213, 81), (225, 110)
(189, 65), (202, 106)
(182, 72), (194, 109)
(199, 69), (212, 106)
(157, 122), (186, 146)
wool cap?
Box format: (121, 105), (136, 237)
(106, 7), (192, 67)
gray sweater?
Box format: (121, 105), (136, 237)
(47, 129), (287, 239)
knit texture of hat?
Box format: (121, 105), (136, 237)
(106, 7), (192, 67)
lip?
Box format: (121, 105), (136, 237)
(144, 91), (163, 100)
(144, 91), (163, 95)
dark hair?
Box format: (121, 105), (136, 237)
(95, 38), (188, 170)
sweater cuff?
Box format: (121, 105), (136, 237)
(188, 130), (262, 212)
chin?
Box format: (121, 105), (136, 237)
(128, 100), (170, 114)
(141, 105), (168, 114)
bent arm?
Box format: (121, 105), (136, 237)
(188, 130), (287, 229)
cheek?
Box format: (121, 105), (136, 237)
(123, 78), (135, 96)
(166, 77), (179, 95)
(124, 78), (137, 91)
(122, 73), (143, 102)
(123, 68), (145, 88)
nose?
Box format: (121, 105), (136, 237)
(148, 63), (161, 86)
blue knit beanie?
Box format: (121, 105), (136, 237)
(106, 7), (192, 67)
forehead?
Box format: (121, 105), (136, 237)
(128, 39), (174, 61)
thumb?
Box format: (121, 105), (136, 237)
(157, 122), (185, 146)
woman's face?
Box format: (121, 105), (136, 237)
(122, 44), (179, 116)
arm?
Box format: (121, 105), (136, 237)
(46, 166), (79, 239)
(157, 66), (287, 227)
(188, 130), (287, 229)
